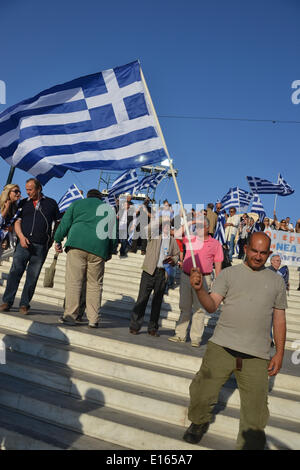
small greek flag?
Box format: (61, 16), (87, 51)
(221, 187), (252, 212)
(58, 184), (84, 213)
(214, 212), (226, 245)
(251, 193), (265, 217)
(277, 174), (294, 196)
(247, 175), (294, 196)
(134, 169), (167, 193)
(106, 168), (138, 206)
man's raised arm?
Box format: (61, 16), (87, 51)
(190, 268), (223, 313)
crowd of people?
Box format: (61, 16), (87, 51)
(0, 179), (298, 449)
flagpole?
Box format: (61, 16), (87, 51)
(140, 66), (196, 268)
(273, 194), (278, 214)
(273, 173), (280, 216)
(6, 166), (16, 185)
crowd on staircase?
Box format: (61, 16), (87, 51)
(0, 179), (298, 450)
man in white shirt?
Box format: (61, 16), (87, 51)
(225, 207), (240, 261)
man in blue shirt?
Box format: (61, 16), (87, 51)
(0, 178), (61, 315)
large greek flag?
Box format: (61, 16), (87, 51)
(0, 61), (166, 184)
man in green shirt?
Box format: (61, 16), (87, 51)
(54, 189), (117, 328)
(183, 232), (287, 450)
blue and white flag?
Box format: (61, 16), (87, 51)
(277, 174), (294, 196)
(106, 168), (138, 206)
(250, 193), (266, 220)
(221, 187), (252, 212)
(134, 169), (167, 193)
(0, 61), (166, 184)
(214, 212), (226, 245)
(247, 175), (294, 196)
(58, 183), (84, 213)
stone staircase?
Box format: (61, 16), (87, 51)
(0, 248), (299, 450)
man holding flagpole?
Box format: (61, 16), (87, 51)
(183, 231), (287, 450)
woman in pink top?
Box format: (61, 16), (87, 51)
(169, 216), (223, 347)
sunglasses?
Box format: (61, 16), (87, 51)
(11, 189), (21, 194)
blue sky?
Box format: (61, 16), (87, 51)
(0, 0), (299, 221)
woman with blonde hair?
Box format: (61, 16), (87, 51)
(0, 183), (21, 250)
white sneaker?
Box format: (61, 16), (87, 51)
(191, 341), (200, 347)
(168, 336), (185, 343)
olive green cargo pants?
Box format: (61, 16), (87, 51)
(188, 341), (270, 450)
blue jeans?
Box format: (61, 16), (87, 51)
(228, 234), (236, 261)
(3, 242), (48, 308)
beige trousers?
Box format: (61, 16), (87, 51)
(175, 272), (212, 344)
(64, 248), (105, 324)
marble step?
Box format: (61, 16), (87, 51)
(0, 315), (299, 397)
(0, 404), (127, 450)
(0, 373), (234, 450)
(0, 335), (299, 449)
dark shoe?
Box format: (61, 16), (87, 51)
(59, 315), (77, 326)
(183, 423), (209, 444)
(141, 251), (146, 255)
(19, 306), (30, 315)
(148, 330), (160, 337)
(0, 303), (11, 312)
(88, 323), (98, 328)
(129, 329), (139, 335)
(76, 316), (87, 324)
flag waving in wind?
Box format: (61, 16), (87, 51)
(220, 187), (252, 212)
(134, 169), (168, 193)
(58, 183), (84, 213)
(247, 175), (294, 196)
(277, 174), (294, 196)
(214, 212), (226, 245)
(0, 61), (166, 184)
(251, 193), (266, 219)
(250, 193), (266, 233)
(106, 168), (138, 206)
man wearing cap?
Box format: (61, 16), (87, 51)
(54, 189), (117, 328)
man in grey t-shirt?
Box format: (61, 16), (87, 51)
(182, 232), (287, 450)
